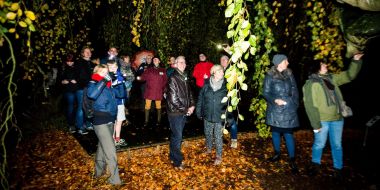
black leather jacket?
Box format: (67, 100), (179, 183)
(166, 69), (195, 115)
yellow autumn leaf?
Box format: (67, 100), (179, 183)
(9, 2), (19, 11)
(25, 11), (36, 20)
(6, 12), (17, 20)
(15, 33), (19, 39)
(24, 18), (32, 25)
(17, 8), (22, 17)
(19, 21), (27, 28)
(8, 28), (16, 33)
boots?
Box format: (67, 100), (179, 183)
(156, 109), (162, 126)
(307, 162), (321, 177)
(289, 158), (299, 174)
(267, 152), (280, 162)
(144, 109), (150, 127)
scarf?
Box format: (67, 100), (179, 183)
(91, 73), (111, 87)
(210, 76), (224, 92)
(309, 73), (339, 107)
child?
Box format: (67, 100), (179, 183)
(106, 60), (128, 148)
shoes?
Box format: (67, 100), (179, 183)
(289, 158), (299, 174)
(204, 149), (212, 154)
(115, 139), (128, 147)
(214, 157), (222, 165)
(267, 153), (280, 162)
(174, 164), (185, 170)
(78, 129), (88, 135)
(332, 169), (343, 183)
(86, 126), (94, 131)
(69, 126), (76, 133)
(307, 162), (321, 177)
(230, 139), (238, 148)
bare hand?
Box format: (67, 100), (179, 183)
(70, 80), (77, 84)
(62, 80), (69, 84)
(274, 99), (287, 106)
(353, 53), (364, 60)
(187, 106), (195, 115)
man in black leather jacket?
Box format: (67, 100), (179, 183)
(166, 56), (195, 170)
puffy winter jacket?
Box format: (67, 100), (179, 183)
(86, 78), (124, 125)
(263, 67), (299, 128)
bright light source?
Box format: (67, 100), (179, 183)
(217, 44), (222, 49)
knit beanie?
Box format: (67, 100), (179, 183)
(272, 54), (287, 65)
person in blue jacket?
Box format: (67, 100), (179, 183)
(86, 64), (124, 185)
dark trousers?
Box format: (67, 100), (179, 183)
(168, 114), (187, 167)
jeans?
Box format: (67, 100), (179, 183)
(75, 89), (85, 130)
(64, 92), (76, 125)
(94, 122), (121, 184)
(272, 131), (295, 158)
(312, 119), (344, 169)
(168, 115), (187, 167)
(204, 120), (223, 158)
(229, 119), (238, 140)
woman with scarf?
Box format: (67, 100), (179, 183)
(263, 54), (299, 174)
(196, 64), (227, 165)
(86, 64), (124, 185)
(303, 53), (364, 180)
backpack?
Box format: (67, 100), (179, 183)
(82, 80), (96, 118)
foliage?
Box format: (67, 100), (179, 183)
(23, 0), (93, 82)
(248, 1), (277, 138)
(99, 1), (134, 55)
(221, 0), (253, 124)
(9, 129), (369, 189)
(131, 0), (144, 47)
(135, 0), (226, 66)
(305, 0), (345, 72)
(0, 1), (36, 189)
(222, 0), (276, 138)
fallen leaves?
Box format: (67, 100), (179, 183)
(9, 129), (370, 189)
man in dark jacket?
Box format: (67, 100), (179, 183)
(75, 47), (94, 134)
(166, 56), (195, 170)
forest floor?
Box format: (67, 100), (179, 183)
(9, 126), (379, 190)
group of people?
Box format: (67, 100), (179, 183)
(60, 47), (133, 148)
(60, 45), (364, 185)
(263, 53), (364, 181)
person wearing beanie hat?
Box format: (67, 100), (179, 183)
(263, 54), (300, 174)
(272, 54), (288, 65)
(302, 53), (364, 180)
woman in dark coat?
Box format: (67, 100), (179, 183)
(196, 64), (227, 165)
(263, 54), (299, 173)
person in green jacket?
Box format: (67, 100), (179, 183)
(302, 53), (364, 180)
